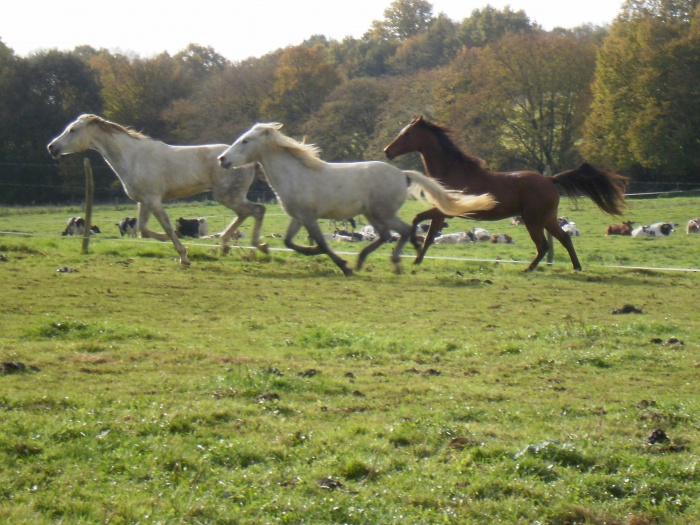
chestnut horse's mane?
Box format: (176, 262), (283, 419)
(414, 117), (486, 170)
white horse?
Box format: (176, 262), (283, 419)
(218, 123), (495, 276)
(47, 114), (268, 265)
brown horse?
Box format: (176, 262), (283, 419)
(384, 117), (629, 271)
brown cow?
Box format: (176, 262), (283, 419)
(491, 233), (515, 244)
(686, 218), (700, 235)
(605, 220), (634, 236)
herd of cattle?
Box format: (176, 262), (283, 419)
(65, 215), (210, 239)
(61, 214), (700, 241)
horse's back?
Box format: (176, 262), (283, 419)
(135, 142), (230, 201)
(450, 169), (557, 221)
(300, 161), (407, 220)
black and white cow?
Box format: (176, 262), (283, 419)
(473, 227), (491, 241)
(175, 217), (208, 238)
(632, 222), (675, 237)
(116, 217), (138, 237)
(434, 231), (475, 244)
(62, 216), (101, 236)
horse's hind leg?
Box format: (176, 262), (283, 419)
(386, 217), (413, 273)
(545, 219), (582, 271)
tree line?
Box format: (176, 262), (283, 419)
(1, 0), (698, 205)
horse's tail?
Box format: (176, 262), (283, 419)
(552, 163), (629, 216)
(404, 170), (496, 216)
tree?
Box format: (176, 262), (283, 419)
(329, 35), (399, 78)
(582, 0), (700, 180)
(372, 0), (435, 40)
(174, 44), (228, 80)
(458, 5), (535, 48)
(389, 14), (460, 73)
(435, 32), (598, 172)
(91, 51), (191, 139)
(163, 55), (278, 144)
(303, 78), (389, 161)
(261, 46), (340, 133)
(0, 48), (104, 204)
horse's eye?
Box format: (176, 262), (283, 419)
(69, 128), (75, 133)
(241, 139), (248, 145)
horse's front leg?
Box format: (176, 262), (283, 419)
(248, 202), (268, 254)
(148, 202), (190, 266)
(306, 221), (353, 277)
(218, 203), (268, 255)
(137, 202), (170, 243)
(413, 209), (445, 265)
(283, 218), (325, 256)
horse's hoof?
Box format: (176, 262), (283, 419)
(342, 266), (354, 277)
(258, 243), (269, 254)
(393, 264), (403, 275)
(222, 245), (231, 255)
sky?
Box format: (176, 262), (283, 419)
(2, 0), (625, 63)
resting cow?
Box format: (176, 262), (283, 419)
(491, 233), (515, 244)
(632, 222), (675, 237)
(605, 221), (634, 236)
(62, 217), (101, 236)
(175, 217), (208, 238)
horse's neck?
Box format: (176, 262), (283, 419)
(257, 150), (310, 196)
(91, 131), (144, 180)
(422, 150), (482, 189)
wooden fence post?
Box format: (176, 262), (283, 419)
(81, 158), (94, 255)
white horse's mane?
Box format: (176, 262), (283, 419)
(83, 114), (150, 140)
(254, 123), (323, 170)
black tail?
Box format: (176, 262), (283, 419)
(552, 163), (628, 216)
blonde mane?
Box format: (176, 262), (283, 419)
(256, 123), (324, 170)
(84, 114), (150, 140)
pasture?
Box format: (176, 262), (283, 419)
(0, 195), (699, 524)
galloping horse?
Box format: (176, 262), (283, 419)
(48, 114), (268, 265)
(218, 123), (495, 276)
(384, 116), (629, 271)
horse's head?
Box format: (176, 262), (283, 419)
(384, 116), (426, 160)
(47, 114), (99, 158)
(219, 123), (282, 169)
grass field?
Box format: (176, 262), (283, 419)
(0, 195), (698, 524)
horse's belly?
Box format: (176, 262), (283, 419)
(470, 207), (516, 221)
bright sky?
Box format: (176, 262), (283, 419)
(3, 0), (625, 63)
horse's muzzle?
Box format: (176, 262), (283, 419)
(219, 156), (231, 170)
(47, 143), (61, 159)
(383, 147), (396, 160)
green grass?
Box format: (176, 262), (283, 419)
(0, 196), (698, 524)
